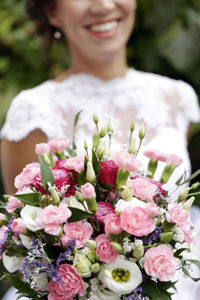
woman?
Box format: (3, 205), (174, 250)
(1, 0), (200, 299)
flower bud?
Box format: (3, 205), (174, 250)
(178, 187), (190, 202)
(86, 162), (96, 183)
(133, 245), (144, 260)
(191, 182), (200, 190)
(86, 239), (97, 250)
(121, 185), (133, 201)
(91, 263), (100, 273)
(93, 113), (98, 124)
(39, 195), (53, 208)
(100, 125), (107, 138)
(74, 254), (92, 278)
(75, 191), (84, 203)
(87, 250), (97, 263)
(182, 196), (195, 211)
(97, 139), (106, 159)
(0, 213), (9, 225)
(110, 242), (123, 253)
(107, 118), (114, 133)
(160, 232), (173, 243)
(84, 140), (88, 151)
(139, 123), (145, 139)
(93, 133), (100, 149)
(130, 122), (135, 132)
(128, 138), (137, 155)
(49, 187), (60, 205)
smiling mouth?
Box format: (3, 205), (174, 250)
(86, 19), (121, 33)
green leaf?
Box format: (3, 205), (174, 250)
(68, 207), (92, 222)
(99, 182), (114, 191)
(178, 169), (200, 185)
(141, 279), (171, 300)
(39, 156), (54, 192)
(182, 267), (200, 282)
(174, 248), (188, 258)
(0, 200), (6, 208)
(13, 193), (41, 207)
(76, 171), (86, 186)
(92, 150), (100, 175)
(188, 259), (200, 270)
(72, 110), (83, 151)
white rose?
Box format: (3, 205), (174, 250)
(19, 234), (33, 249)
(115, 197), (146, 213)
(99, 257), (142, 295)
(3, 254), (24, 273)
(20, 205), (42, 232)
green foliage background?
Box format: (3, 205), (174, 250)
(0, 0), (200, 296)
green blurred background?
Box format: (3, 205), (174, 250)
(0, 0), (200, 297)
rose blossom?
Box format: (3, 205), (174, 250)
(36, 203), (71, 236)
(96, 201), (115, 223)
(48, 137), (70, 153)
(47, 263), (84, 300)
(64, 154), (85, 173)
(144, 245), (179, 281)
(104, 214), (122, 235)
(35, 143), (50, 156)
(128, 177), (157, 202)
(143, 149), (166, 162)
(120, 206), (156, 236)
(11, 218), (26, 234)
(5, 196), (23, 213)
(61, 221), (93, 248)
(96, 234), (118, 263)
(99, 160), (119, 186)
(81, 183), (95, 199)
(167, 203), (191, 231)
(114, 151), (141, 172)
(146, 203), (159, 218)
(14, 162), (40, 191)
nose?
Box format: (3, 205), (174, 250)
(90, 0), (115, 15)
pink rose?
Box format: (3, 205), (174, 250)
(104, 214), (122, 235)
(165, 154), (183, 167)
(96, 234), (118, 263)
(81, 183), (95, 199)
(98, 160), (119, 186)
(5, 196), (23, 213)
(61, 221), (93, 248)
(36, 203), (71, 236)
(64, 154), (85, 173)
(144, 245), (179, 281)
(14, 162), (40, 191)
(143, 149), (166, 162)
(48, 138), (70, 153)
(11, 218), (26, 234)
(96, 201), (115, 223)
(35, 143), (50, 156)
(33, 168), (75, 197)
(120, 206), (156, 236)
(47, 264), (84, 300)
(167, 203), (191, 231)
(129, 177), (157, 202)
(115, 151), (141, 172)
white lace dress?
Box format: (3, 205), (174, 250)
(1, 68), (200, 299)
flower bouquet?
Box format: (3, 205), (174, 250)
(0, 113), (200, 300)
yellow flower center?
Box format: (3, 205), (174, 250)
(112, 268), (130, 282)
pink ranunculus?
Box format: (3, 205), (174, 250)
(165, 154), (183, 167)
(167, 203), (191, 231)
(96, 234), (118, 263)
(143, 149), (167, 162)
(47, 263), (84, 300)
(144, 245), (179, 281)
(120, 206), (156, 236)
(98, 160), (119, 186)
(33, 168), (75, 197)
(14, 162), (41, 191)
(36, 203), (71, 236)
(129, 177), (157, 202)
(104, 213), (122, 235)
(115, 151), (141, 172)
(35, 143), (50, 156)
(5, 196), (24, 213)
(81, 183), (95, 199)
(64, 154), (85, 173)
(11, 218), (26, 234)
(96, 201), (115, 223)
(61, 221), (93, 248)
(146, 203), (159, 218)
(48, 138), (70, 153)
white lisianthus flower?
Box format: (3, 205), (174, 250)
(99, 257), (142, 295)
(96, 288), (121, 300)
(115, 197), (146, 213)
(19, 234), (32, 249)
(20, 205), (42, 232)
(3, 254), (24, 273)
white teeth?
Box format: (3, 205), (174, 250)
(90, 20), (118, 32)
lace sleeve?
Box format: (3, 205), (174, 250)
(0, 88), (68, 142)
(177, 80), (200, 123)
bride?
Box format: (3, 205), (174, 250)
(1, 0), (200, 299)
